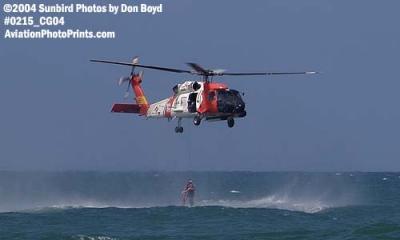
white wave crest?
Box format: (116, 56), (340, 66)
(74, 235), (118, 240)
(5, 194), (344, 214)
(199, 195), (332, 213)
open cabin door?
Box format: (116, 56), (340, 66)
(188, 92), (198, 113)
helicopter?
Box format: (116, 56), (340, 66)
(91, 57), (317, 133)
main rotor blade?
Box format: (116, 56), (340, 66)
(91, 59), (318, 77)
(186, 63), (209, 75)
(90, 59), (192, 74)
(221, 71), (318, 76)
(186, 62), (318, 76)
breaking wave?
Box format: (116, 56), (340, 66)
(19, 193), (339, 214)
(200, 195), (332, 213)
(0, 171), (362, 214)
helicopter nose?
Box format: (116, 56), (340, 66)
(234, 103), (245, 112)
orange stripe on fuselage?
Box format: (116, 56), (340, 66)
(131, 74), (149, 115)
(164, 96), (175, 118)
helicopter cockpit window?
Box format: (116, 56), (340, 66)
(231, 90), (243, 99)
(208, 91), (215, 101)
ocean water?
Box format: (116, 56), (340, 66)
(0, 172), (399, 239)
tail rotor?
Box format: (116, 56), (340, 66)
(117, 56), (140, 99)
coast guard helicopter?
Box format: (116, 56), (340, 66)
(91, 57), (317, 133)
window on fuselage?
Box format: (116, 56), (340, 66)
(230, 90), (243, 100)
(216, 89), (244, 106)
(208, 91), (215, 101)
(217, 89), (233, 100)
(181, 97), (187, 108)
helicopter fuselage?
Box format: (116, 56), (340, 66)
(91, 57), (316, 133)
(146, 81), (246, 121)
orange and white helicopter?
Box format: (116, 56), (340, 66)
(91, 57), (317, 133)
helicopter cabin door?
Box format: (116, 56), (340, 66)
(188, 92), (197, 113)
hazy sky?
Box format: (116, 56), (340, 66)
(1, 0), (399, 171)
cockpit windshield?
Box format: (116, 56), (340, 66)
(217, 89), (242, 100)
(217, 89), (245, 113)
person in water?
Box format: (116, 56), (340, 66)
(182, 179), (196, 207)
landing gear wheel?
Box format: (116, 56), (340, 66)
(193, 116), (201, 126)
(227, 118), (235, 128)
(175, 126), (184, 133)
